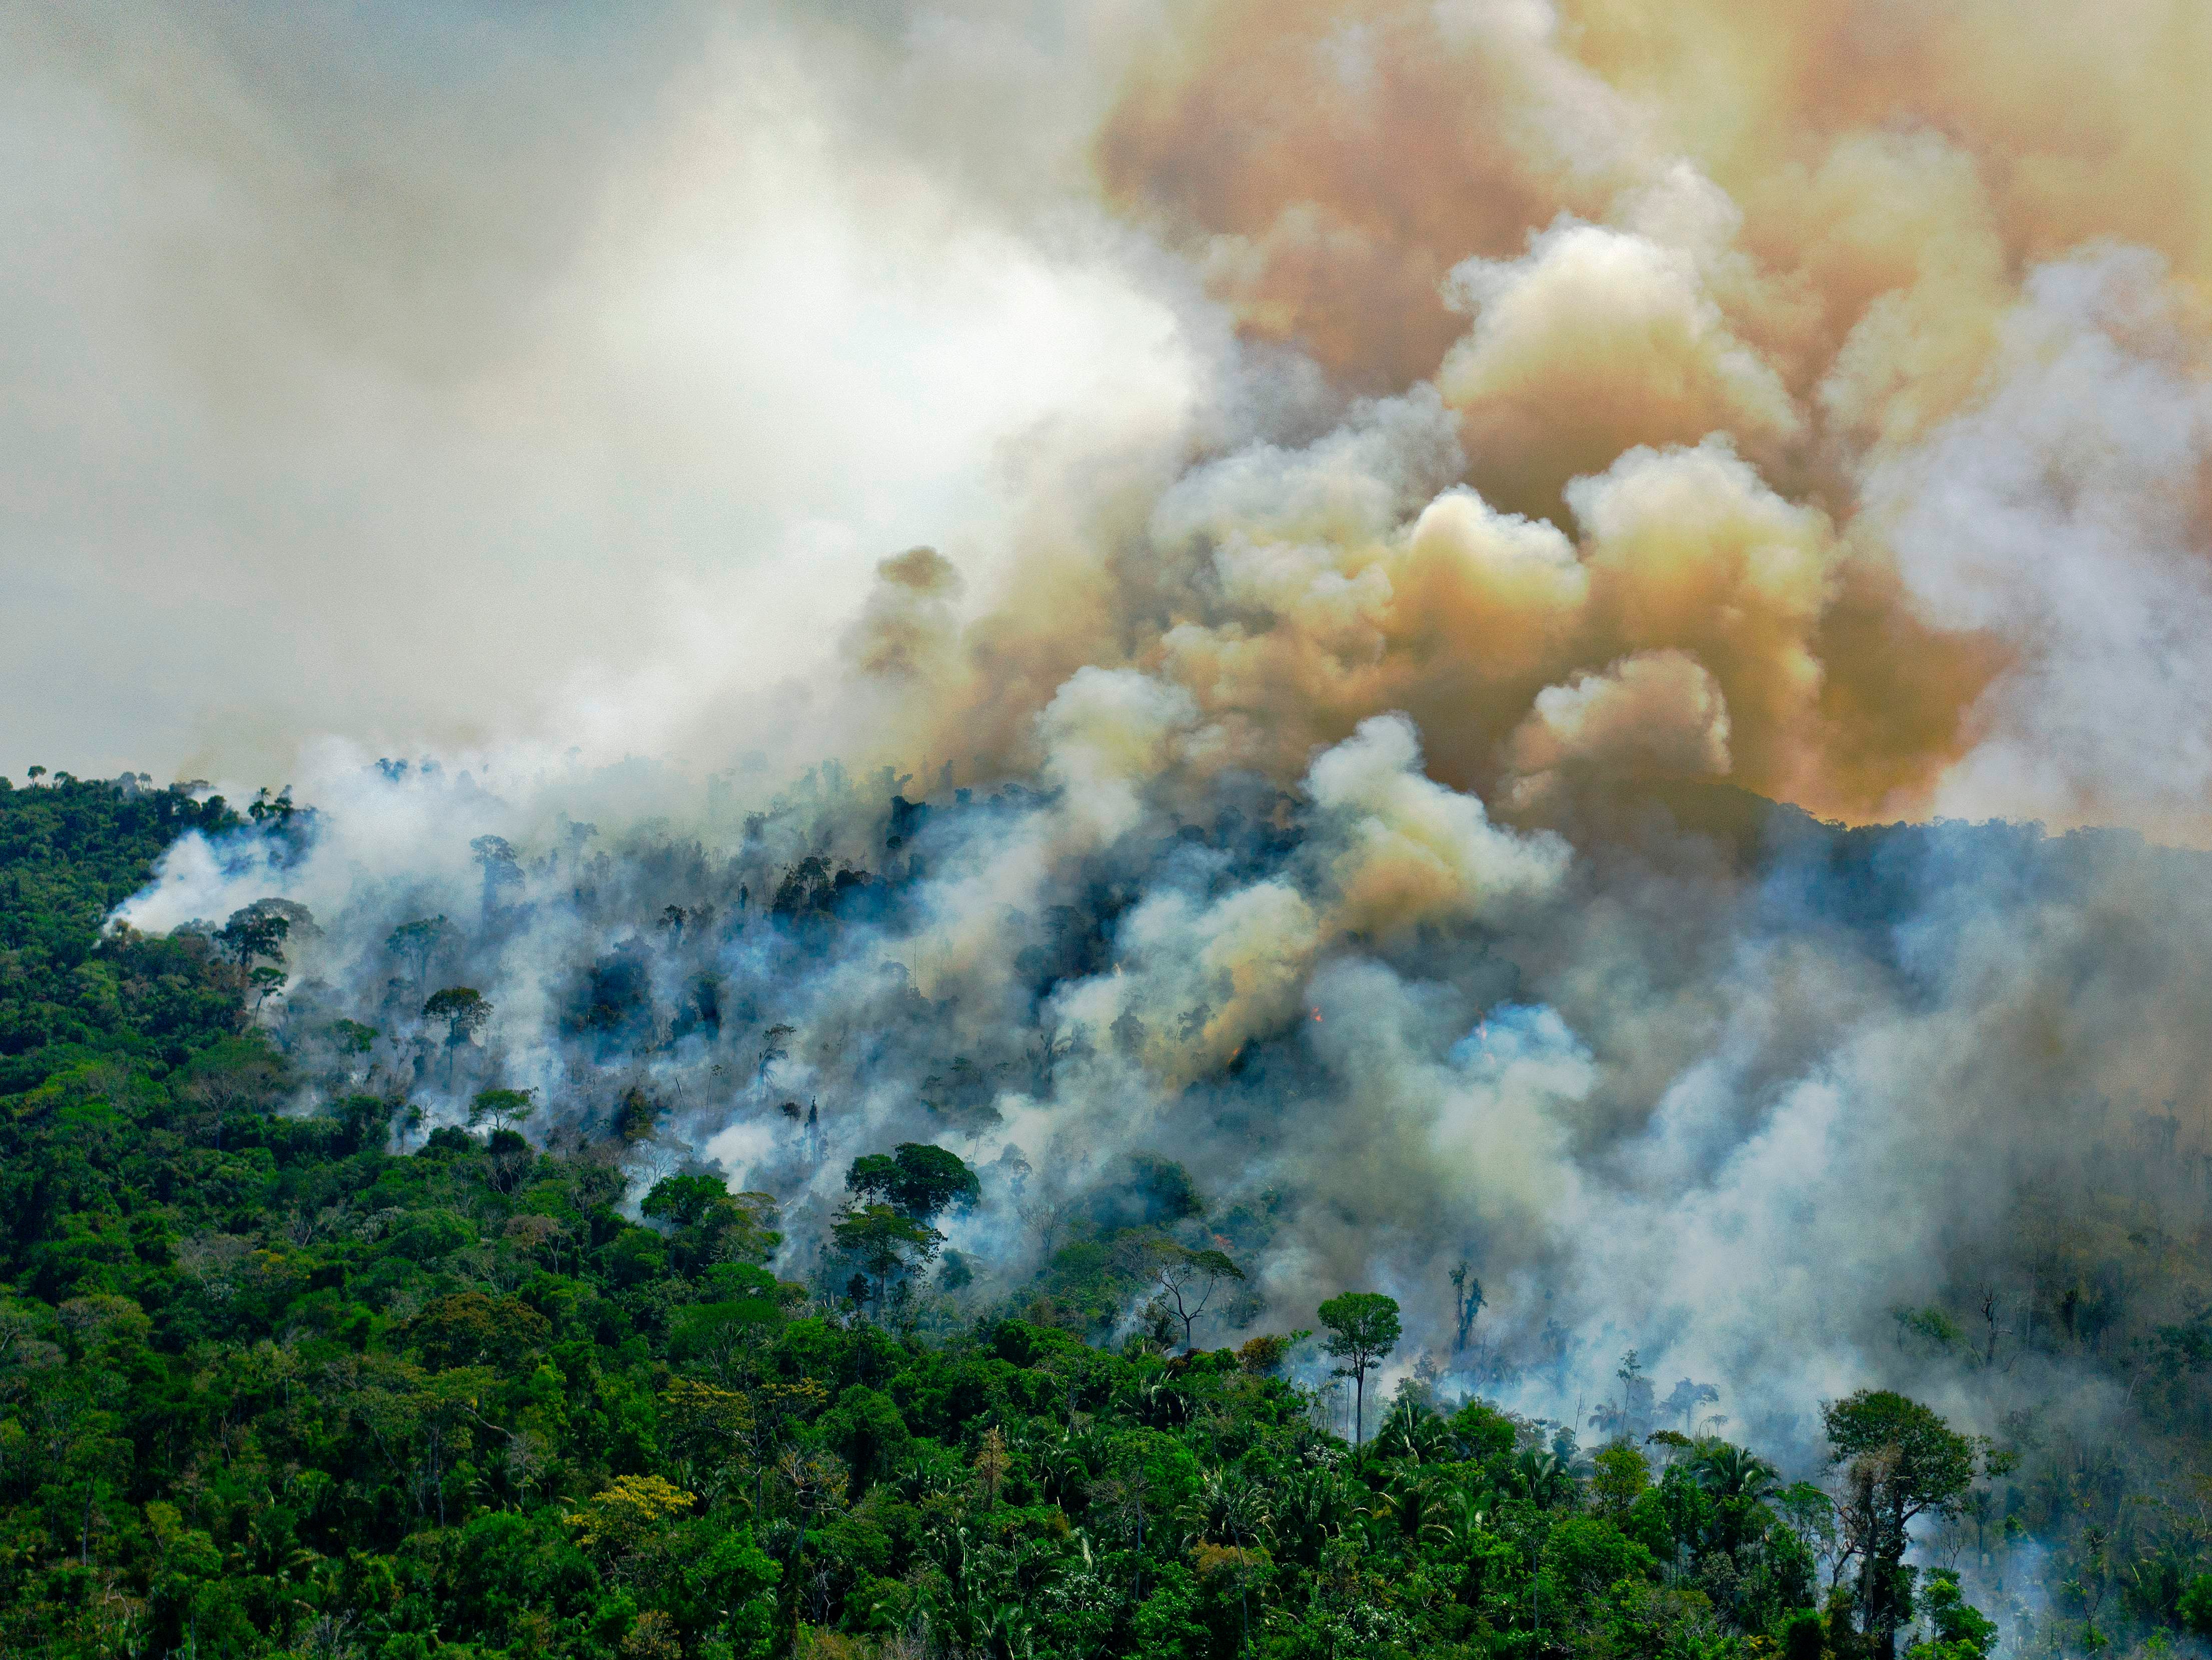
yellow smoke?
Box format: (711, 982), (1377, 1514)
(841, 0), (2209, 833)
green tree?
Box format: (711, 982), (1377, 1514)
(1592, 1439), (1651, 1521)
(247, 962), (287, 1014)
(1450, 1260), (1484, 1352)
(643, 1175), (782, 1273)
(329, 1018), (380, 1079)
(472, 836), (522, 914)
(1907, 1570), (1999, 1660)
(214, 903), (291, 969)
(468, 1087), (535, 1135)
(830, 1204), (943, 1311)
(1694, 1440), (1780, 1551)
(1317, 1291), (1400, 1447)
(423, 986), (491, 1086)
(387, 914), (451, 1002)
(844, 1142), (980, 1222)
(2178, 1573), (2212, 1636)
(182, 1036), (286, 1151)
(1824, 1390), (1981, 1660)
(644, 1173), (733, 1228)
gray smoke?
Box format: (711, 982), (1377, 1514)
(111, 729), (2209, 1460)
(26, 0), (2212, 1474)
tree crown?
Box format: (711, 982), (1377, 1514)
(423, 985), (490, 1034)
(467, 1088), (534, 1132)
(1317, 1291), (1402, 1371)
(845, 1141), (980, 1222)
(1822, 1388), (1979, 1519)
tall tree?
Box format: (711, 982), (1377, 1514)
(422, 986), (491, 1087)
(756, 1022), (794, 1088)
(830, 1205), (942, 1311)
(467, 1088), (534, 1136)
(181, 1038), (286, 1152)
(214, 904), (290, 970)
(1450, 1261), (1484, 1352)
(386, 916), (450, 1003)
(1663, 1377), (1721, 1434)
(1823, 1390), (1981, 1660)
(471, 836), (522, 915)
(1317, 1291), (1401, 1447)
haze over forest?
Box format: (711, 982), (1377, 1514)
(9, 5), (2212, 1659)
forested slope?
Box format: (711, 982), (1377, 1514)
(0, 775), (2197, 1660)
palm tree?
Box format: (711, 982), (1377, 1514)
(1513, 1447), (1576, 1509)
(1025, 1423), (1094, 1506)
(1693, 1442), (1780, 1505)
(1364, 1474), (1456, 1549)
(1377, 1395), (1458, 1466)
(1663, 1378), (1722, 1432)
(1086, 1468), (1157, 1597)
(1121, 1372), (1191, 1429)
(1183, 1465), (1271, 1549)
(1694, 1441), (1781, 1553)
(1269, 1468), (1352, 1567)
(1441, 1484), (1494, 1559)
(1183, 1467), (1272, 1652)
(975, 1596), (1032, 1660)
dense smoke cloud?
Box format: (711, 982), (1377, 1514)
(1074, 0), (2212, 831)
(1, 1), (1192, 778)
(43, 0), (2212, 1447)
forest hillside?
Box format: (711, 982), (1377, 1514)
(5, 774), (2211, 1660)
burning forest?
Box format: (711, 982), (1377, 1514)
(8, 2), (2212, 1657)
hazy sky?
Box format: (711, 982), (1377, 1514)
(1, 2), (1193, 782)
(12, 0), (2212, 840)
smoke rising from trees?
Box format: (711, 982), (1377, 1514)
(20, 0), (2212, 1456)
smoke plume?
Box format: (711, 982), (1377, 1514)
(33, 0), (2212, 1445)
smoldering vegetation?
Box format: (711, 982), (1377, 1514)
(112, 741), (2212, 1477)
(38, 0), (2212, 1431)
(21, 1), (2212, 1646)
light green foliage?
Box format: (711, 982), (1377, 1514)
(468, 1085), (535, 1134)
(1593, 1437), (1652, 1519)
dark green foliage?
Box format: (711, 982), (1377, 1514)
(1825, 1389), (1985, 1659)
(2179, 1573), (2212, 1634)
(0, 775), (239, 1075)
(844, 1143), (981, 1222)
(1908, 1570), (1998, 1660)
(212, 904), (291, 970)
